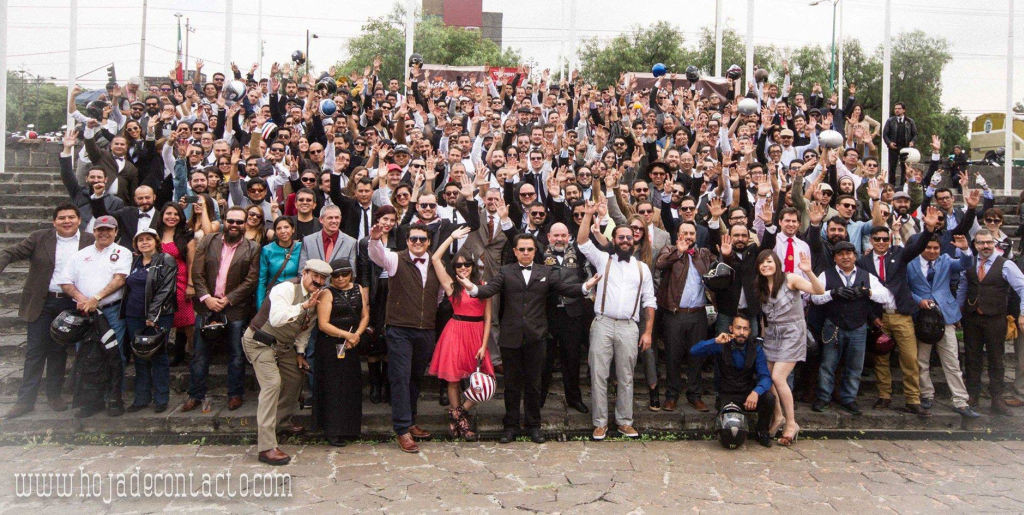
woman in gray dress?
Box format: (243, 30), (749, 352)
(754, 248), (824, 446)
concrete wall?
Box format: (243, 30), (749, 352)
(3, 140), (63, 170)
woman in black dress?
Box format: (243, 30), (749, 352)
(357, 205), (398, 403)
(315, 258), (370, 446)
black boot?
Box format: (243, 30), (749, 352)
(368, 361), (383, 404)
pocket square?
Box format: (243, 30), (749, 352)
(540, 277), (547, 282)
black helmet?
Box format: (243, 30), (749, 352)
(685, 65), (700, 82)
(409, 53), (423, 67)
(85, 100), (108, 120)
(131, 326), (167, 360)
(291, 50), (306, 65)
(726, 64), (742, 80)
(914, 306), (945, 345)
(716, 402), (748, 449)
(316, 76), (337, 96)
(201, 313), (228, 342)
(703, 261), (735, 291)
(50, 309), (92, 346)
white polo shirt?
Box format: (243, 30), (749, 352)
(55, 242), (132, 303)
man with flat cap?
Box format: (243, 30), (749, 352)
(242, 258), (331, 465)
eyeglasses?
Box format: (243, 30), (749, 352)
(296, 197), (314, 203)
(985, 218), (1002, 224)
(309, 149), (323, 155)
(354, 141), (366, 146)
(300, 177), (317, 183)
(637, 209), (653, 215)
(839, 203), (856, 209)
(872, 236), (890, 242)
(572, 212), (585, 218)
(530, 157), (543, 161)
(577, 172), (592, 177)
(417, 202), (437, 209)
(866, 163), (879, 168)
(530, 212), (546, 217)
(396, 192), (410, 199)
(630, 225), (645, 232)
(410, 163), (424, 168)
(821, 191), (833, 196)
(248, 212), (263, 219)
(188, 151), (202, 156)
(248, 187), (266, 193)
(975, 240), (995, 246)
(408, 235), (429, 243)
(270, 147), (285, 153)
(453, 262), (473, 269)
(192, 128), (204, 133)
(613, 142), (626, 147)
(160, 87), (172, 92)
(515, 247), (536, 252)
(634, 187), (649, 193)
(729, 215), (747, 221)
(680, 206), (696, 212)
(615, 235), (634, 242)
(224, 219), (245, 225)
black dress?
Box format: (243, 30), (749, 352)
(313, 285), (364, 438)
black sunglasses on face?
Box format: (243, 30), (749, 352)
(453, 262), (473, 269)
(224, 219), (245, 225)
(408, 235), (429, 243)
(680, 206), (696, 212)
(332, 269), (353, 277)
(417, 203), (436, 209)
(301, 177), (316, 183)
(516, 247), (535, 252)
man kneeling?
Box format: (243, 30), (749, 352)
(690, 315), (775, 448)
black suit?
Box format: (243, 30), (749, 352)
(473, 263), (586, 430)
(89, 198), (154, 248)
(327, 180), (378, 240)
(856, 228), (932, 316)
(59, 156), (125, 226)
(541, 245), (594, 406)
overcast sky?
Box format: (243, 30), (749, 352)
(4, 0), (1022, 120)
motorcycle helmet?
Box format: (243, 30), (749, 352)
(50, 309), (92, 347)
(703, 261), (735, 291)
(260, 121), (279, 142)
(818, 130), (844, 148)
(224, 80), (246, 106)
(685, 65), (700, 82)
(914, 306), (945, 345)
(869, 327), (895, 355)
(316, 76), (337, 96)
(464, 361), (496, 403)
(201, 313), (228, 342)
(319, 99), (337, 117)
(737, 97), (759, 116)
(900, 147), (922, 165)
(651, 63), (667, 78)
(726, 64), (742, 80)
(408, 53), (423, 68)
(85, 100), (108, 120)
(131, 325), (167, 360)
(291, 50), (306, 65)
(717, 403), (748, 449)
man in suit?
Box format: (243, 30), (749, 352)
(0, 204), (95, 419)
(857, 207), (938, 416)
(881, 102), (917, 187)
(299, 205), (358, 270)
(84, 121), (139, 206)
(396, 191), (480, 255)
(328, 176), (377, 240)
(908, 234), (979, 418)
(60, 132), (125, 228)
(466, 234), (598, 444)
(184, 207), (261, 413)
(89, 185), (157, 248)
(459, 188), (512, 369)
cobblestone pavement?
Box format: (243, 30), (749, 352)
(2, 439), (1024, 512)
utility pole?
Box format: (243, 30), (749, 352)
(139, 0), (147, 84)
(745, 0), (755, 87)
(568, 0), (577, 74)
(67, 0), (78, 133)
(1005, 0), (1015, 195)
(714, 0), (723, 76)
(257, 0), (263, 77)
(224, 0), (233, 78)
(1, 0), (7, 172)
(837, 0), (844, 92)
(174, 13), (182, 82)
(881, 0), (891, 181)
(184, 18), (194, 81)
(404, 0), (415, 88)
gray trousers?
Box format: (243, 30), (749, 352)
(589, 315), (639, 428)
(917, 324), (970, 408)
(1014, 333), (1024, 399)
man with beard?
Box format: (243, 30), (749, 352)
(577, 205), (656, 439)
(184, 207), (261, 413)
(170, 142), (221, 222)
(89, 185), (157, 248)
(60, 132), (125, 229)
(84, 121), (139, 207)
(717, 223), (774, 338)
(397, 190), (479, 255)
(540, 223), (593, 414)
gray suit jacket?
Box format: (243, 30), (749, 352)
(0, 228), (95, 322)
(299, 230), (358, 271)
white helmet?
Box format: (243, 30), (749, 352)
(900, 147), (921, 164)
(737, 97), (759, 116)
(818, 129), (844, 149)
(224, 80), (246, 106)
(464, 362), (496, 403)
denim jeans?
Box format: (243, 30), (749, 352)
(817, 324), (867, 405)
(189, 312), (246, 400)
(125, 315), (173, 406)
(100, 303), (127, 396)
(386, 326), (435, 435)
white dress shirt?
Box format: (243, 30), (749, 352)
(137, 208), (156, 234)
(578, 240), (657, 322)
(49, 233), (81, 293)
(810, 266), (895, 310)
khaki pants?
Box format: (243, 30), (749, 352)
(242, 329), (302, 453)
(589, 315), (639, 429)
(918, 325), (970, 408)
(875, 313), (921, 404)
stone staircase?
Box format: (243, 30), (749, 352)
(0, 141), (1023, 442)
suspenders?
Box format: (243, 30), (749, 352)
(599, 257), (644, 320)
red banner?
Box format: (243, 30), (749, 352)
(421, 64), (525, 93)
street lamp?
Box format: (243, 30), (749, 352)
(810, 0), (840, 91)
(305, 30), (319, 76)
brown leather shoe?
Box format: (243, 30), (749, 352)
(277, 424), (305, 437)
(992, 398), (1013, 416)
(662, 399), (677, 412)
(180, 397), (200, 412)
(873, 398), (892, 409)
(1003, 396), (1024, 407)
(396, 433), (419, 453)
(228, 396), (243, 410)
(3, 403), (33, 419)
(408, 425), (432, 439)
(258, 448), (291, 466)
(689, 398), (709, 412)
(47, 396), (68, 412)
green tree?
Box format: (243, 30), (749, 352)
(6, 71), (68, 133)
(338, 4), (521, 84)
(888, 30), (953, 150)
(578, 21), (694, 87)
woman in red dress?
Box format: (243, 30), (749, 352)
(153, 203), (196, 365)
(429, 226), (493, 440)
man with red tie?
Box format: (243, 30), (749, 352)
(771, 208), (811, 280)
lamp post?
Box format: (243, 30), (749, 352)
(810, 0), (840, 91)
(305, 30), (319, 76)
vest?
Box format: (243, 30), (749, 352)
(965, 256), (1008, 317)
(823, 266), (873, 330)
(250, 279), (314, 344)
(385, 250), (441, 330)
(716, 342), (758, 396)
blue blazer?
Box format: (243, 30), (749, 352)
(907, 253), (972, 324)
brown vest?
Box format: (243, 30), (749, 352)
(250, 278), (314, 343)
(385, 251), (440, 330)
(965, 256), (1008, 317)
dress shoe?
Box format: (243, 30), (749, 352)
(278, 424), (305, 438)
(755, 431), (773, 448)
(902, 404), (930, 417)
(499, 429), (515, 444)
(396, 433), (419, 453)
(47, 397), (68, 412)
(180, 397), (201, 412)
(592, 426), (607, 441)
(662, 399), (677, 412)
(3, 403), (33, 419)
(920, 397), (933, 410)
(839, 402), (862, 416)
(125, 404), (148, 414)
(617, 425), (639, 438)
(228, 396), (244, 410)
(527, 428), (546, 444)
(953, 405), (981, 418)
(327, 436), (347, 447)
(567, 399), (589, 414)
(258, 448), (292, 465)
(968, 396), (979, 407)
(408, 425), (432, 440)
(493, 364), (504, 375)
(873, 398), (891, 410)
(991, 398), (1012, 416)
(107, 400), (125, 417)
(74, 404), (103, 419)
(812, 400), (829, 413)
(1003, 396), (1024, 408)
(688, 398), (710, 412)
(154, 404), (168, 414)
(648, 388), (661, 412)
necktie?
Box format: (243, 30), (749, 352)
(978, 259), (987, 282)
(784, 237), (795, 273)
(324, 237), (335, 261)
(361, 207), (370, 240)
(139, 211), (150, 218)
(926, 260), (935, 283)
(487, 215), (495, 242)
(552, 250), (564, 256)
(878, 255), (886, 283)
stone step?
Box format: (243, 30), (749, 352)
(0, 218), (55, 234)
(0, 205), (61, 221)
(0, 266), (29, 289)
(0, 171), (62, 184)
(0, 182), (68, 195)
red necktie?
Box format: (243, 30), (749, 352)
(977, 260), (986, 282)
(784, 237), (794, 273)
(878, 255), (886, 283)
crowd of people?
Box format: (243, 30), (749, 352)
(2, 53), (1024, 464)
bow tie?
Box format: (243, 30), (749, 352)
(686, 249), (696, 256)
(413, 258), (426, 264)
(138, 211), (150, 218)
(551, 250), (564, 257)
(520, 265), (532, 271)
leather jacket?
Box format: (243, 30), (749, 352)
(119, 252), (178, 322)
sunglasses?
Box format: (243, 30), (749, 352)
(224, 219), (245, 225)
(332, 269), (353, 278)
(985, 218), (1002, 224)
(410, 163), (424, 168)
(453, 262), (473, 269)
(634, 187), (649, 193)
(248, 212), (263, 219)
(408, 235), (429, 243)
(637, 209), (653, 215)
(530, 212), (546, 217)
(630, 225), (645, 231)
(354, 141), (366, 146)
(396, 192), (410, 199)
(520, 192), (536, 197)
(872, 236), (890, 242)
(615, 235), (634, 241)
(573, 212), (585, 218)
(188, 151), (202, 156)
(309, 149), (323, 154)
(270, 147), (285, 153)
(248, 187), (266, 193)
(516, 247), (536, 252)
(300, 177), (317, 183)
(417, 202), (437, 209)
(680, 206), (696, 212)
(296, 198), (315, 203)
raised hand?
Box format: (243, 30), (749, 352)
(450, 225), (472, 240)
(797, 252), (813, 274)
(953, 233), (968, 250)
(808, 201), (825, 226)
(369, 222), (384, 240)
(923, 206), (942, 231)
(719, 233), (733, 257)
(931, 134), (941, 153)
(714, 332), (732, 345)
